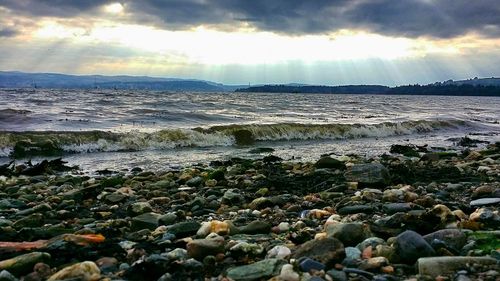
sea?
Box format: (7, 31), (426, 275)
(1, 89), (499, 173)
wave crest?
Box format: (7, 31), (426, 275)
(0, 119), (472, 157)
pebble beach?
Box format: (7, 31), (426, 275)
(0, 138), (498, 281)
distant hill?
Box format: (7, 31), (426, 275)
(236, 77), (500, 96)
(0, 71), (238, 92)
(441, 77), (500, 86)
(0, 71), (499, 96)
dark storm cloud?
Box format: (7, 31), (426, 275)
(1, 0), (498, 38)
(0, 27), (17, 37)
(0, 0), (113, 17)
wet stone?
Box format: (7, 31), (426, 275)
(12, 213), (44, 229)
(187, 233), (225, 260)
(0, 252), (51, 276)
(423, 229), (467, 252)
(47, 261), (100, 281)
(345, 163), (390, 186)
(167, 221), (201, 238)
(394, 230), (435, 264)
(470, 198), (500, 206)
(239, 220), (271, 234)
(130, 212), (161, 231)
(417, 256), (498, 278)
(315, 156), (345, 169)
(337, 205), (375, 215)
(226, 258), (286, 281)
(128, 202), (153, 215)
(382, 203), (413, 214)
(0, 270), (17, 281)
(292, 237), (345, 266)
(326, 223), (372, 247)
(105, 193), (127, 203)
(299, 257), (325, 272)
(326, 269), (348, 281)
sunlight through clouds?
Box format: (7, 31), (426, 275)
(32, 22), (466, 65)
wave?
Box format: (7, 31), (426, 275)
(0, 119), (474, 157)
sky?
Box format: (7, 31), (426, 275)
(0, 0), (499, 86)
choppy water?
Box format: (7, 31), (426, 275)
(1, 88), (499, 172)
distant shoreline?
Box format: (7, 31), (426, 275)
(235, 84), (500, 97)
(0, 71), (499, 96)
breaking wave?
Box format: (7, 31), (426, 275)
(0, 119), (474, 157)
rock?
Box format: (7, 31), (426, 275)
(233, 130), (255, 146)
(208, 169), (225, 181)
(48, 261), (100, 281)
(315, 157), (345, 169)
(470, 198), (500, 206)
(187, 233), (225, 260)
(469, 208), (500, 227)
(230, 242), (264, 256)
(358, 257), (388, 271)
(196, 220), (233, 237)
(390, 144), (420, 157)
(248, 197), (273, 210)
(393, 230), (435, 264)
(12, 213), (44, 229)
(326, 223), (372, 246)
(0, 219), (12, 227)
(239, 220), (271, 234)
(472, 185), (497, 199)
(0, 270), (17, 281)
(130, 212), (161, 231)
(226, 258), (286, 281)
(337, 205), (375, 215)
(357, 237), (386, 252)
(423, 229), (467, 251)
(267, 245), (292, 260)
(277, 222), (290, 233)
(0, 252), (50, 276)
(105, 193), (127, 203)
(382, 203), (413, 214)
(158, 213), (177, 225)
(279, 264), (299, 281)
(344, 247), (361, 261)
(291, 238), (345, 266)
(186, 176), (203, 187)
(12, 139), (62, 158)
(417, 257), (498, 277)
(222, 189), (244, 204)
(299, 257), (325, 272)
(326, 269), (347, 281)
(128, 202), (153, 215)
(345, 163), (390, 186)
(96, 257), (118, 274)
(167, 221), (201, 238)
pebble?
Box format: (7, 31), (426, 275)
(417, 256), (498, 277)
(291, 238), (345, 266)
(470, 198), (500, 206)
(267, 245), (292, 260)
(279, 264), (300, 281)
(226, 258), (286, 281)
(47, 261), (100, 281)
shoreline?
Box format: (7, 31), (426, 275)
(0, 140), (499, 280)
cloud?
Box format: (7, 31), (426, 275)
(0, 27), (17, 37)
(0, 0), (113, 17)
(0, 0), (499, 38)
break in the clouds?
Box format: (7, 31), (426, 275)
(1, 0), (499, 38)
